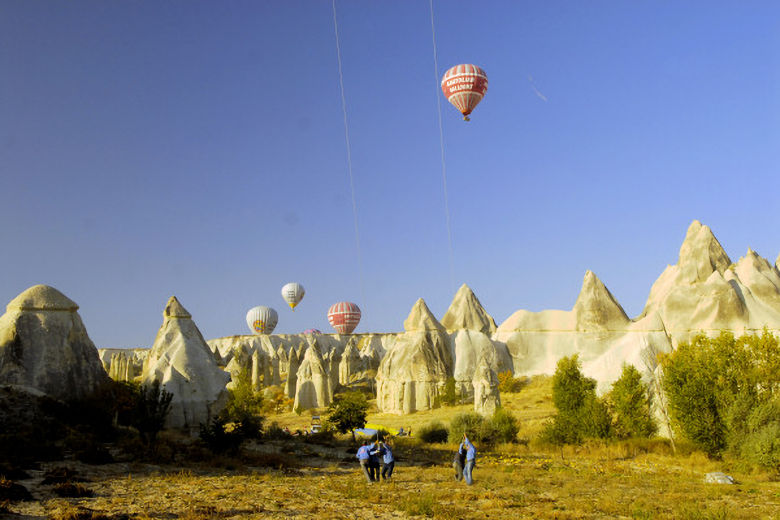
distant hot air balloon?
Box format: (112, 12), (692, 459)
(327, 302), (361, 334)
(246, 306), (278, 335)
(441, 64), (488, 121)
(281, 282), (305, 310)
(303, 328), (322, 335)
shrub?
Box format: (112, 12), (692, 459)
(448, 412), (487, 443)
(489, 408), (519, 443)
(607, 364), (656, 439)
(418, 422), (449, 443)
(199, 417), (244, 455)
(737, 397), (780, 470)
(222, 366), (264, 439)
(263, 422), (291, 441)
(497, 371), (528, 393)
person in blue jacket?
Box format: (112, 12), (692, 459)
(356, 440), (373, 482)
(459, 433), (476, 485)
(380, 441), (395, 480)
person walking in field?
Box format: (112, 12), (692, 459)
(368, 440), (382, 481)
(356, 440), (373, 482)
(380, 441), (395, 481)
(459, 434), (476, 485)
(453, 443), (466, 481)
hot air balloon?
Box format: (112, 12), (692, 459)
(281, 282), (305, 310)
(303, 328), (322, 335)
(246, 306), (278, 335)
(327, 302), (361, 335)
(441, 64), (488, 121)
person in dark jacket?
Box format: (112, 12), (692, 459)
(453, 444), (466, 481)
(368, 440), (381, 481)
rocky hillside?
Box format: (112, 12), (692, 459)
(96, 220), (780, 414)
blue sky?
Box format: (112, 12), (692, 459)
(2, 1), (779, 347)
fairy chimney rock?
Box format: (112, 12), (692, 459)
(0, 285), (108, 400)
(142, 296), (230, 429)
(293, 341), (332, 410)
(403, 298), (445, 332)
(573, 271), (630, 331)
(441, 284), (497, 335)
(678, 220), (731, 284)
(472, 356), (500, 416)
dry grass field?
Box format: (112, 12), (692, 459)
(4, 377), (780, 519)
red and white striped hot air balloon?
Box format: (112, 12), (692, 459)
(327, 302), (361, 334)
(441, 64), (488, 121)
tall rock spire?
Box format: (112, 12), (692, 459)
(678, 220), (731, 284)
(440, 284), (497, 335)
(143, 296), (230, 429)
(404, 298), (445, 332)
(573, 271), (629, 331)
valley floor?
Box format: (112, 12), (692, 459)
(6, 443), (780, 520)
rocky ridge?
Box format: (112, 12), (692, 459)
(95, 221), (780, 417)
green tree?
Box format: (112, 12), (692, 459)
(440, 377), (459, 406)
(325, 391), (369, 442)
(607, 364), (656, 439)
(661, 330), (780, 461)
(133, 380), (173, 446)
(542, 354), (611, 445)
(661, 334), (730, 457)
(222, 366), (264, 439)
(262, 385), (294, 415)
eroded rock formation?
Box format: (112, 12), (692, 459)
(375, 299), (451, 414)
(142, 296), (230, 429)
(293, 340), (332, 410)
(472, 356), (500, 416)
(0, 285), (108, 400)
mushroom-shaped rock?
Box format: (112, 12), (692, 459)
(0, 285), (108, 400)
(441, 284), (497, 335)
(142, 296), (230, 429)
